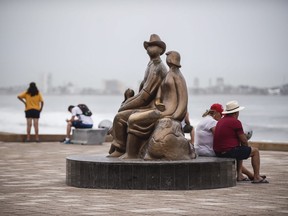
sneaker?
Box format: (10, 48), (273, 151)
(63, 139), (72, 144)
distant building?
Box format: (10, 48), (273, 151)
(193, 77), (199, 88)
(280, 84), (288, 95)
(216, 77), (224, 86)
(215, 77), (225, 93)
(268, 87), (281, 95)
(103, 80), (124, 94)
(42, 73), (53, 94)
(208, 78), (212, 87)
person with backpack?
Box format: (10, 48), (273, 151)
(63, 104), (93, 144)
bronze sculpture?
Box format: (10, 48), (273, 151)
(145, 51), (195, 160)
(108, 34), (195, 160)
(108, 34), (168, 157)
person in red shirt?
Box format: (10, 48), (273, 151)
(214, 100), (268, 183)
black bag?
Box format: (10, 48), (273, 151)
(77, 104), (92, 116)
(183, 124), (193, 133)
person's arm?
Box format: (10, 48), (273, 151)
(237, 120), (248, 146)
(211, 126), (216, 135)
(39, 93), (44, 112)
(66, 115), (76, 123)
(66, 107), (78, 123)
(185, 113), (190, 125)
(239, 133), (249, 146)
(190, 127), (195, 144)
(40, 101), (44, 112)
(17, 96), (26, 105)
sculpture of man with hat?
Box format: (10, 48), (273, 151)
(108, 34), (168, 157)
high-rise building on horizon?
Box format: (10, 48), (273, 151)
(42, 73), (53, 93)
(193, 77), (199, 88)
(216, 77), (224, 87)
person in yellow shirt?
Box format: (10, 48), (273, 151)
(17, 82), (44, 142)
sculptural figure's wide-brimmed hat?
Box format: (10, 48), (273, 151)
(144, 34), (166, 55)
(222, 100), (245, 114)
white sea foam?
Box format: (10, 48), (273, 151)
(1, 94), (288, 142)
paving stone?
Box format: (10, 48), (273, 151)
(0, 141), (287, 216)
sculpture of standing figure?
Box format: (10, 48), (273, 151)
(108, 34), (168, 157)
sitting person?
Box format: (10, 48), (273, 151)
(196, 103), (259, 181)
(63, 105), (93, 144)
(195, 103), (223, 156)
(182, 112), (195, 144)
(213, 100), (268, 183)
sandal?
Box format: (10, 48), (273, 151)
(237, 177), (250, 182)
(249, 175), (267, 181)
(252, 179), (269, 184)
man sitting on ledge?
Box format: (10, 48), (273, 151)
(63, 105), (93, 144)
(213, 100), (268, 184)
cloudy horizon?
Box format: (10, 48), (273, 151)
(1, 0), (287, 89)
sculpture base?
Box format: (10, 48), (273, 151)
(66, 155), (236, 190)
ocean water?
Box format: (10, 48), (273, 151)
(1, 94), (288, 143)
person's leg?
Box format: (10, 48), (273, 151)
(26, 118), (32, 141)
(33, 118), (39, 141)
(66, 122), (72, 140)
(250, 147), (263, 181)
(220, 146), (253, 181)
(190, 128), (195, 144)
(236, 160), (244, 181)
(241, 164), (266, 181)
(241, 165), (254, 180)
(62, 122), (73, 144)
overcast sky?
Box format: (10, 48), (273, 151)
(0, 0), (287, 89)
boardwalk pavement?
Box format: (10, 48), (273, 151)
(0, 141), (287, 216)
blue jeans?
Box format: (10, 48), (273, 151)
(72, 121), (93, 129)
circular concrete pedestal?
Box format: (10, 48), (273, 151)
(66, 155), (236, 190)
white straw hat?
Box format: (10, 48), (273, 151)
(222, 100), (245, 114)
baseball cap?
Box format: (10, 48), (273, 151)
(210, 103), (224, 114)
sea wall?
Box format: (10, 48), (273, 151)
(0, 132), (287, 151)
